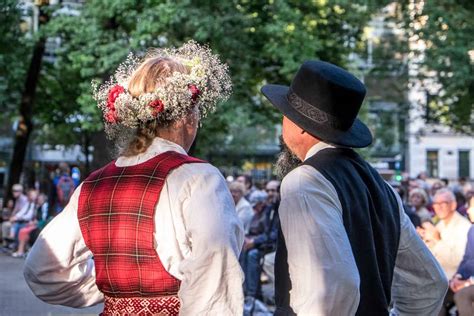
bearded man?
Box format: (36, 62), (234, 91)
(261, 60), (448, 315)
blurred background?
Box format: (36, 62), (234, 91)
(0, 0), (473, 197)
(0, 1), (473, 315)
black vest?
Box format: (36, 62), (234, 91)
(275, 148), (401, 316)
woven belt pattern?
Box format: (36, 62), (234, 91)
(101, 295), (180, 316)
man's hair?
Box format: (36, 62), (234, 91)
(433, 188), (455, 202)
(12, 184), (23, 192)
(238, 175), (253, 189)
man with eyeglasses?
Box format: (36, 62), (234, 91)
(417, 188), (472, 316)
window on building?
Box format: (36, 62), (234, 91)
(426, 150), (439, 178)
(459, 150), (470, 178)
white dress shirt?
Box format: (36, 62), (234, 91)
(14, 202), (36, 221)
(429, 211), (471, 279)
(236, 197), (254, 234)
(279, 142), (448, 316)
(24, 137), (245, 315)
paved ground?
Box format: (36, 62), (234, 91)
(0, 250), (274, 315)
(0, 252), (103, 316)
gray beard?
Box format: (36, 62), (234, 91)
(275, 136), (302, 179)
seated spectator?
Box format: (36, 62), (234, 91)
(261, 180), (281, 304)
(265, 180), (280, 205)
(236, 174), (256, 200)
(0, 200), (14, 245)
(240, 190), (268, 314)
(428, 181), (445, 214)
(449, 199), (474, 316)
(9, 189), (38, 248)
(2, 184), (28, 247)
(417, 188), (471, 316)
(454, 190), (468, 217)
(409, 188), (432, 223)
(229, 181), (253, 233)
(391, 182), (421, 227)
(12, 193), (50, 258)
(416, 171), (430, 192)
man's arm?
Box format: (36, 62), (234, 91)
(178, 166), (244, 316)
(389, 185), (448, 316)
(456, 227), (474, 280)
(279, 166), (360, 315)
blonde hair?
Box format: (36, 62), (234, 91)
(122, 57), (189, 157)
(128, 57), (188, 97)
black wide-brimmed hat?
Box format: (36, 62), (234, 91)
(261, 60), (372, 148)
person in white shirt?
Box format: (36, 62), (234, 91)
(24, 41), (244, 316)
(261, 60), (448, 315)
(10, 189), (38, 243)
(229, 181), (254, 234)
(1, 184), (28, 247)
(417, 188), (471, 316)
(418, 188), (471, 278)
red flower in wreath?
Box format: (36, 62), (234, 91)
(107, 85), (125, 110)
(105, 110), (118, 123)
(149, 99), (164, 117)
(189, 84), (201, 102)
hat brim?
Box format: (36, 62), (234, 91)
(261, 84), (373, 148)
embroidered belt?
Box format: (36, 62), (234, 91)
(101, 295), (180, 316)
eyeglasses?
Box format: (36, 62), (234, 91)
(266, 189), (277, 193)
(432, 201), (451, 207)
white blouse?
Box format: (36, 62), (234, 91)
(24, 137), (245, 315)
(279, 142), (448, 315)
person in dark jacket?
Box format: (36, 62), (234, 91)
(261, 60), (448, 315)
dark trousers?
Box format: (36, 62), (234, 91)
(438, 289), (455, 316)
(240, 248), (263, 297)
(454, 285), (474, 316)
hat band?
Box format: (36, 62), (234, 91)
(287, 90), (344, 129)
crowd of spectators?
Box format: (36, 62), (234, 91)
(1, 185), (52, 257)
(2, 163), (474, 315)
(393, 174), (474, 316)
(0, 163), (77, 258)
(228, 172), (474, 315)
(228, 175), (280, 315)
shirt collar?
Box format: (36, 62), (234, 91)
(304, 141), (335, 161)
(115, 137), (187, 167)
(148, 137), (187, 156)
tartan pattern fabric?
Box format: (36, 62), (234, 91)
(78, 151), (204, 299)
(101, 295), (180, 316)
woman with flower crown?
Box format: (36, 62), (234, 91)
(24, 41), (244, 315)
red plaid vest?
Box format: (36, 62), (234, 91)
(77, 151), (204, 298)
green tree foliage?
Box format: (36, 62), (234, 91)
(404, 0), (474, 134)
(23, 1), (389, 165)
(0, 0), (32, 116)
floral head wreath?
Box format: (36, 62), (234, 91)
(92, 41), (232, 134)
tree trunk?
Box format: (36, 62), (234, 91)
(5, 38), (45, 202)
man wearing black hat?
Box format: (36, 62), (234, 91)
(261, 61), (448, 315)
